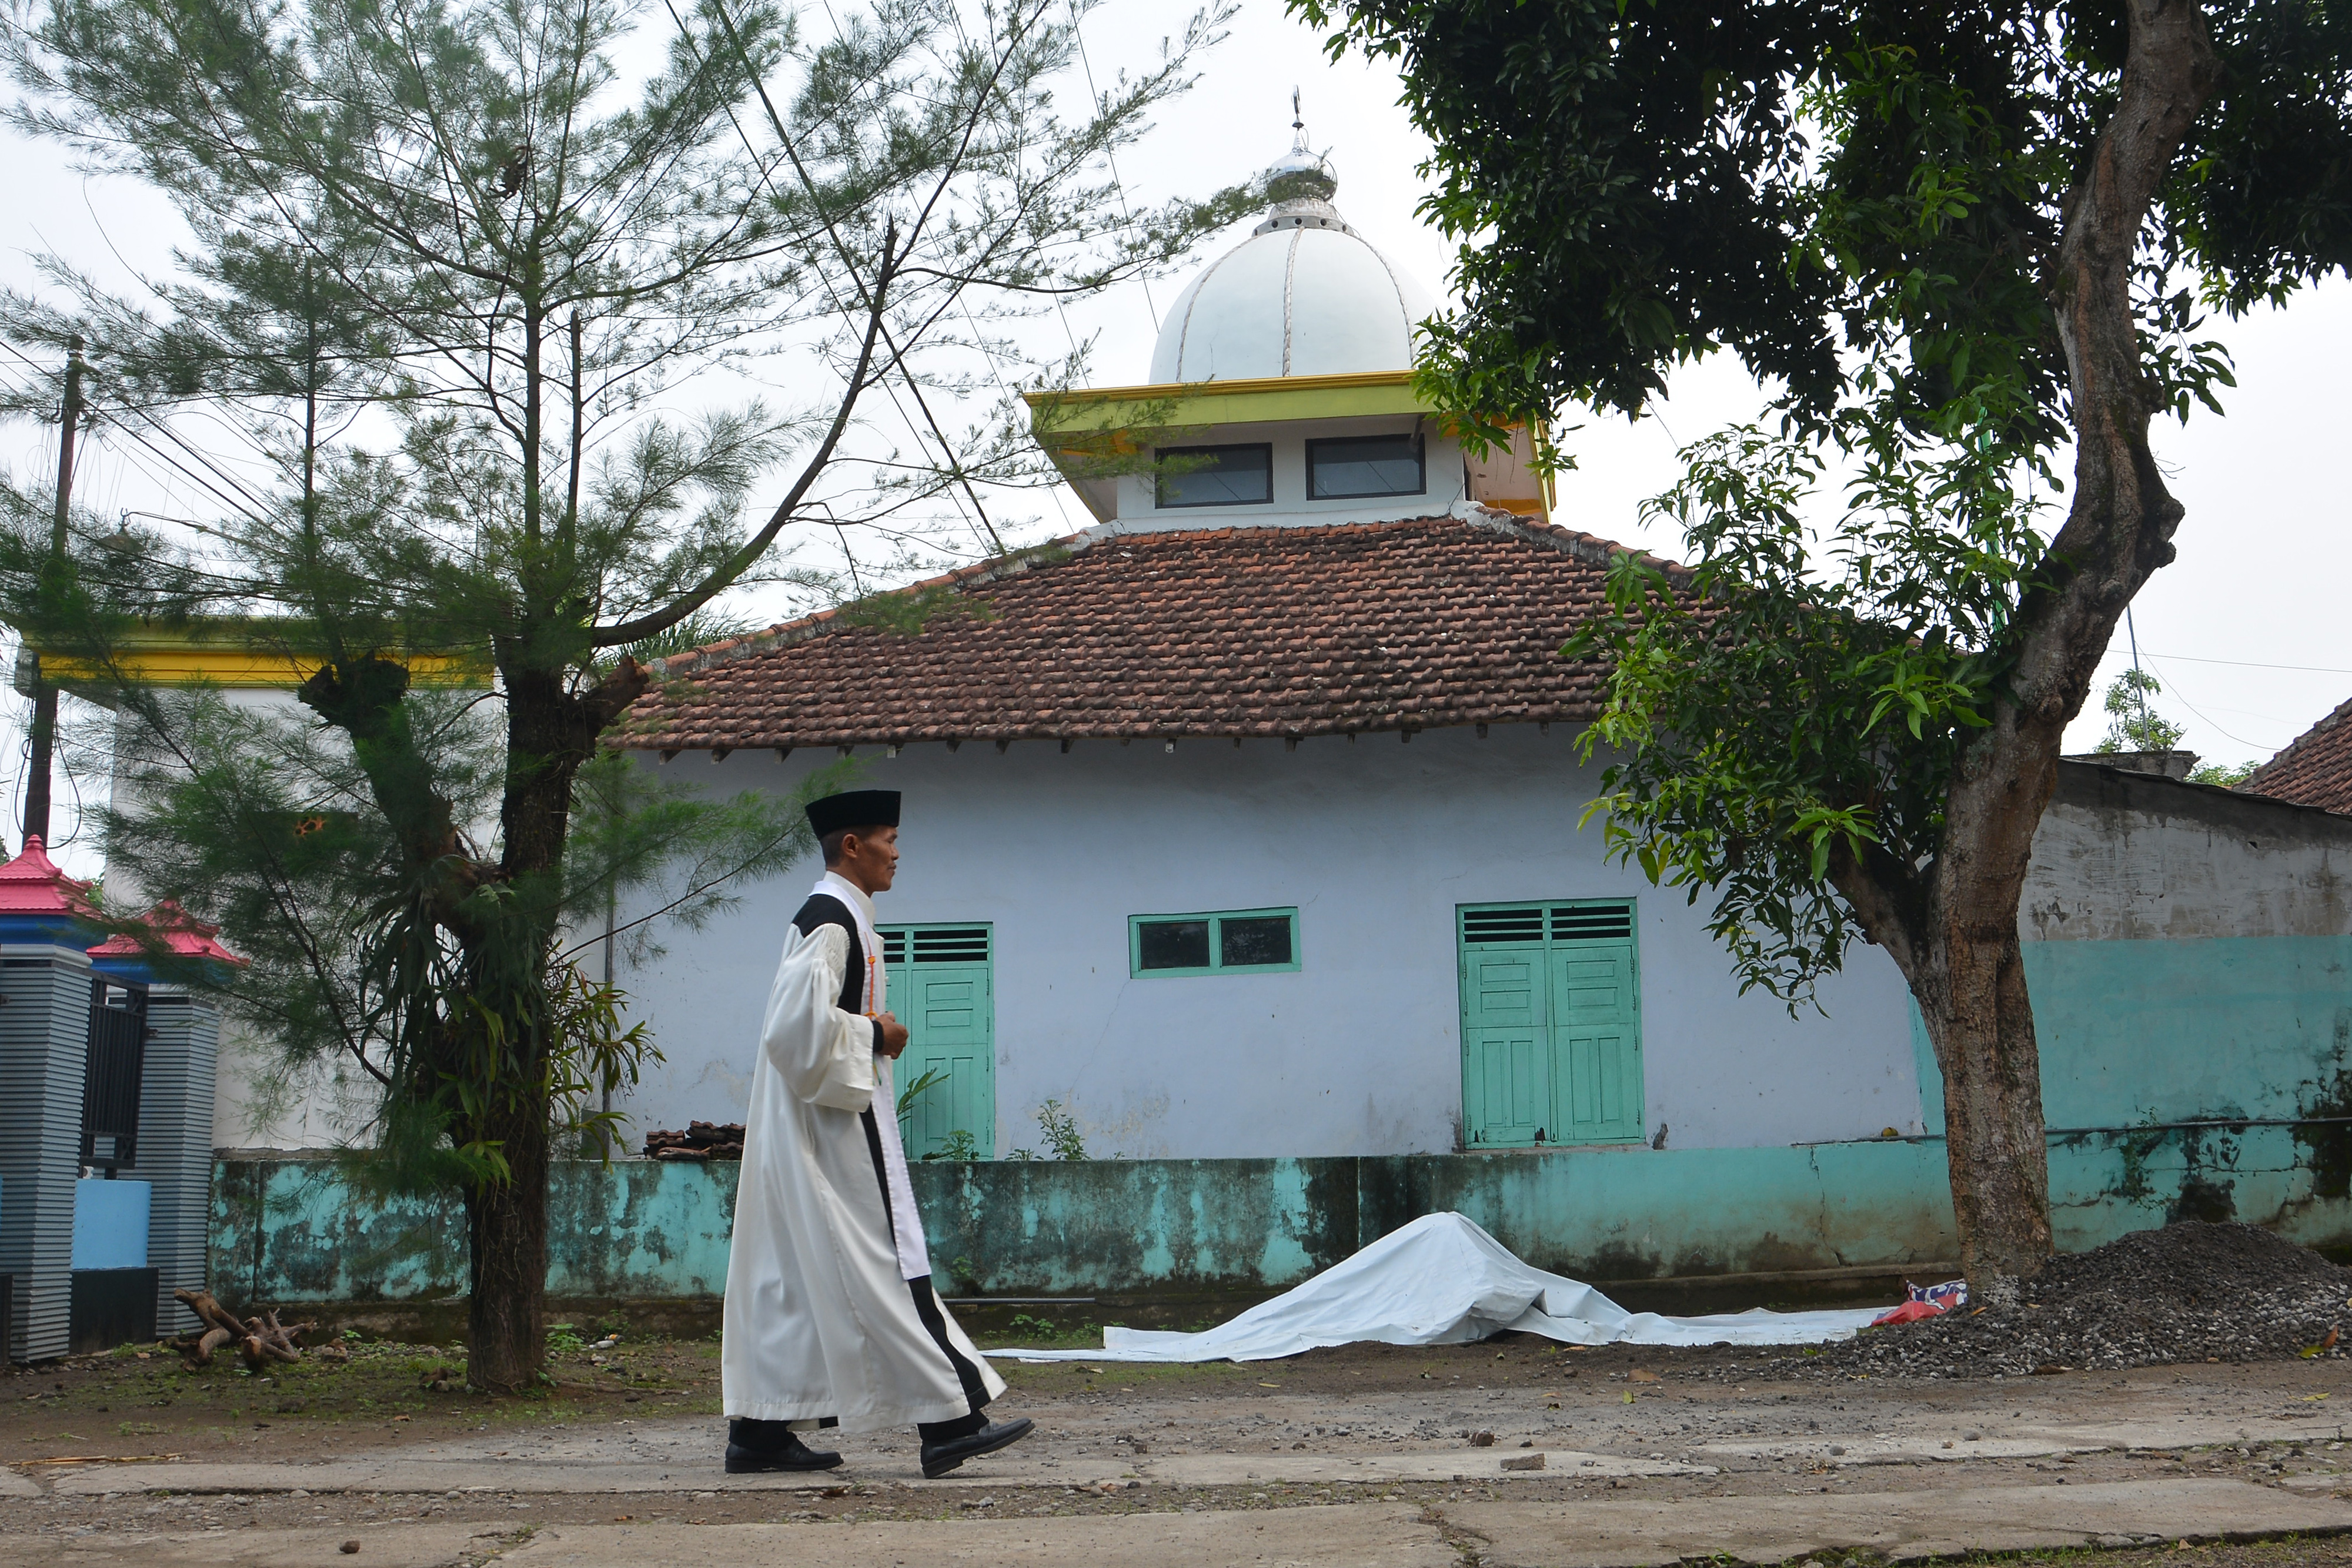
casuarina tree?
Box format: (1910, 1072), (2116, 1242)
(1293, 0), (2352, 1296)
(2, 0), (1245, 1387)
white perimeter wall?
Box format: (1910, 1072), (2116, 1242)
(102, 687), (385, 1151)
(607, 723), (1925, 1158)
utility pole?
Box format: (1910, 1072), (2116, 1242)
(22, 335), (86, 851)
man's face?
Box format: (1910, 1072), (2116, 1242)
(838, 824), (900, 894)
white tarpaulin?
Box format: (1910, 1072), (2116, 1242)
(1004, 1212), (1885, 1363)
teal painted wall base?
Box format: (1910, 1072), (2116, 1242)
(209, 1126), (2352, 1309)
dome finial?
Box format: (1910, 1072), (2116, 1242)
(1264, 92), (1338, 208)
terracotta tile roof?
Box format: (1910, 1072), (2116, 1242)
(613, 514), (1670, 750)
(2244, 696), (2352, 815)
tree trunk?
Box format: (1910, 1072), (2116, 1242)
(453, 654), (652, 1392)
(1832, 0), (2217, 1302)
(1912, 922), (2054, 1301)
(463, 1102), (551, 1393)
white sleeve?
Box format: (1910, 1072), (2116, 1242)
(759, 924), (877, 1112)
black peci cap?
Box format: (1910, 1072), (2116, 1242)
(806, 789), (901, 839)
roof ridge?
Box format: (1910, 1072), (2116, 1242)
(650, 514), (1689, 684)
(1455, 509), (1695, 582)
(650, 531), (1094, 680)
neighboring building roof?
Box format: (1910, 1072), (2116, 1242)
(2244, 696), (2352, 815)
(0, 835), (94, 915)
(88, 900), (247, 966)
(613, 514), (1664, 752)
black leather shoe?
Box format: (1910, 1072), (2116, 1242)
(921, 1416), (1035, 1479)
(726, 1431), (844, 1473)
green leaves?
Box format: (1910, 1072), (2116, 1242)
(1560, 414), (2027, 1008)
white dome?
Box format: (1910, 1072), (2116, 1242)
(1147, 140), (1432, 383)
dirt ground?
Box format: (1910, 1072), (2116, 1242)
(5, 1329), (2348, 1544)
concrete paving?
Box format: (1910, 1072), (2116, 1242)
(11, 1480), (2348, 1568)
(30, 1403), (2337, 1498)
(1451, 1480), (2352, 1566)
(1696, 1414), (2348, 1468)
(11, 1356), (2352, 1563)
(499, 1509), (1461, 1568)
(32, 1523), (507, 1568)
(39, 1444), (1708, 1497)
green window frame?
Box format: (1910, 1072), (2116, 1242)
(1456, 898), (1644, 1148)
(1128, 907), (1301, 978)
(878, 922), (996, 1160)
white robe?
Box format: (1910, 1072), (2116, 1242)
(720, 875), (1006, 1432)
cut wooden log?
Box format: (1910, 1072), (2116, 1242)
(171, 1289), (317, 1370)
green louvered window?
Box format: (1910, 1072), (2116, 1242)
(1457, 901), (1642, 1148)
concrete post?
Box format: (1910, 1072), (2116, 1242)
(130, 988), (220, 1335)
(0, 941), (95, 1362)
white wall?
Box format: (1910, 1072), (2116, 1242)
(608, 724), (1927, 1157)
(1110, 413), (1471, 530)
(2028, 763), (2352, 942)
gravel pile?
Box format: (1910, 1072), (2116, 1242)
(1794, 1221), (2352, 1378)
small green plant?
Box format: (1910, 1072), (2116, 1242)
(923, 1128), (981, 1162)
(1035, 1099), (1088, 1161)
(545, 1326), (587, 1358)
(1007, 1313), (1057, 1338)
(896, 1065), (951, 1117)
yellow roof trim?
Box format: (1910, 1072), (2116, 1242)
(39, 644), (490, 690)
(1027, 370), (1426, 433)
(1024, 369), (1416, 406)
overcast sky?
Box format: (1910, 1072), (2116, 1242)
(2, 0), (2346, 877)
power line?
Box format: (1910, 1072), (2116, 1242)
(2135, 649), (2352, 677)
(2136, 651), (2280, 751)
(1068, 0), (1158, 333)
(683, 0), (1008, 557)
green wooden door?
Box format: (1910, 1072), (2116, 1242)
(1458, 902), (1643, 1147)
(881, 925), (996, 1159)
(1552, 942), (1642, 1142)
(1458, 906), (1549, 1146)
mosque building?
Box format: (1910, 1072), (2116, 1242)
(609, 121), (2346, 1208)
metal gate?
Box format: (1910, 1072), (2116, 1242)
(81, 977), (149, 1170)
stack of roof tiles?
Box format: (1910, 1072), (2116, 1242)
(2245, 696), (2352, 815)
(614, 516), (1659, 750)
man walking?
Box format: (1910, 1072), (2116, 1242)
(720, 788), (1032, 1477)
